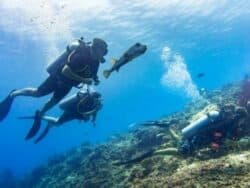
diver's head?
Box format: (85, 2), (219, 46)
(91, 38), (108, 63)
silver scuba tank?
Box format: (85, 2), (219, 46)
(59, 90), (87, 110)
(181, 110), (220, 139)
(46, 40), (82, 75)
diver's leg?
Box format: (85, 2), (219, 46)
(41, 112), (74, 126)
(39, 85), (72, 116)
(11, 76), (56, 98)
(0, 83), (51, 122)
(42, 116), (59, 124)
(25, 99), (57, 140)
(26, 82), (71, 140)
(23, 77), (59, 139)
(56, 111), (76, 125)
(34, 112), (75, 143)
(39, 97), (60, 116)
(10, 88), (44, 97)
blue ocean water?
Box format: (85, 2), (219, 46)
(0, 1), (250, 177)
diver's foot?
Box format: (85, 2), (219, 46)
(25, 110), (42, 140)
(0, 90), (16, 122)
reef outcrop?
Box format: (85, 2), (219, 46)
(18, 81), (250, 188)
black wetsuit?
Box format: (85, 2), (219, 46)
(36, 47), (100, 102)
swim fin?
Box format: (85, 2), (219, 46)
(0, 91), (15, 122)
(25, 111), (42, 140)
(34, 124), (51, 144)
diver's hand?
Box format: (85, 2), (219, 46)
(81, 78), (93, 85)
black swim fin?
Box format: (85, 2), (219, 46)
(25, 111), (42, 140)
(34, 124), (51, 144)
(0, 91), (15, 122)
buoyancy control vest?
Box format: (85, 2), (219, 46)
(46, 38), (89, 75)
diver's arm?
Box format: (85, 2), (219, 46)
(61, 65), (93, 84)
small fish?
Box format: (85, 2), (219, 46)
(103, 43), (147, 78)
(197, 73), (205, 78)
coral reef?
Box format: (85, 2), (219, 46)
(17, 81), (250, 187)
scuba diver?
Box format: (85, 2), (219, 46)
(177, 104), (248, 155)
(19, 90), (103, 143)
(0, 37), (108, 139)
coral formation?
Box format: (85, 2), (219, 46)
(17, 81), (250, 187)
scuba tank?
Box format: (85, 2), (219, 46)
(46, 37), (88, 75)
(59, 90), (88, 111)
(181, 110), (220, 139)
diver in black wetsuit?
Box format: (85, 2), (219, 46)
(0, 38), (108, 139)
(20, 90), (102, 143)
